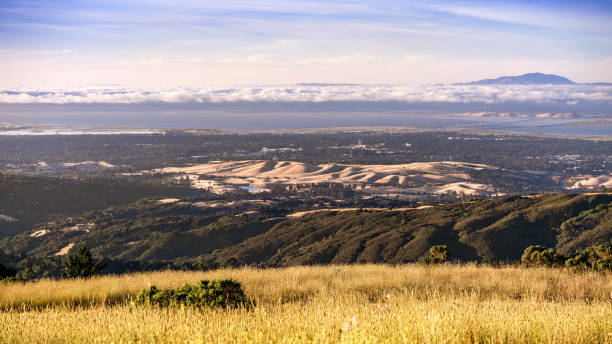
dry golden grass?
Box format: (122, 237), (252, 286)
(1, 264), (611, 343)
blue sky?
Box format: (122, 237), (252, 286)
(1, 0), (611, 87)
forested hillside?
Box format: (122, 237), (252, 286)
(1, 192), (610, 275)
(0, 173), (192, 238)
(206, 193), (612, 265)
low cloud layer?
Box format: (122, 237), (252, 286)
(1, 84), (611, 105)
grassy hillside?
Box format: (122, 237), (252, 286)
(0, 265), (610, 343)
(1, 192), (610, 271)
(0, 173), (192, 238)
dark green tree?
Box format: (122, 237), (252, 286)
(64, 246), (105, 278)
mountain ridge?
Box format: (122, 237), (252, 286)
(2, 192), (610, 270)
(456, 72), (612, 86)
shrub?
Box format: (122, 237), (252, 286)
(565, 242), (612, 272)
(421, 245), (450, 264)
(521, 245), (565, 268)
(64, 246), (106, 278)
(134, 279), (253, 309)
(593, 256), (612, 271)
(565, 253), (590, 272)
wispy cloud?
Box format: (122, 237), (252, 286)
(297, 55), (379, 65)
(425, 1), (612, 31)
(215, 54), (380, 65)
(0, 49), (73, 56)
(1, 1), (611, 86)
(216, 54), (280, 64)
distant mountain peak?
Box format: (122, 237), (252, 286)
(458, 73), (577, 85)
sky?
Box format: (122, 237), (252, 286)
(1, 0), (612, 87)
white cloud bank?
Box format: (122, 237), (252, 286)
(1, 84), (611, 104)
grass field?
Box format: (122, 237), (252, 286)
(1, 264), (611, 343)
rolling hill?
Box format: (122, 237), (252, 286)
(0, 173), (192, 238)
(458, 73), (576, 85)
(457, 72), (612, 86)
(1, 192), (610, 272)
(154, 160), (497, 195)
(206, 193), (612, 265)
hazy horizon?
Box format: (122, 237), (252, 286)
(1, 1), (611, 136)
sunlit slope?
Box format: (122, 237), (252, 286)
(155, 160), (496, 194)
(209, 193), (612, 264)
(3, 192), (610, 264)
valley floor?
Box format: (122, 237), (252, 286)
(1, 265), (611, 343)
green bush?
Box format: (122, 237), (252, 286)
(565, 253), (590, 272)
(134, 279), (253, 309)
(565, 242), (612, 272)
(593, 256), (612, 271)
(521, 245), (565, 268)
(420, 245), (450, 264)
